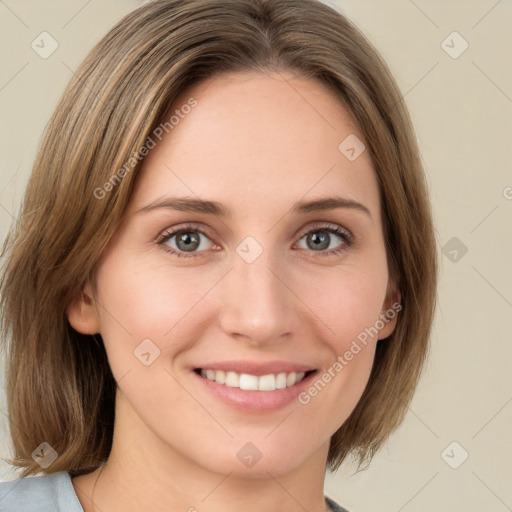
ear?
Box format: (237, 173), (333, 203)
(66, 281), (101, 335)
(377, 276), (402, 341)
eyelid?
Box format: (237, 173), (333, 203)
(156, 222), (218, 249)
(296, 221), (352, 241)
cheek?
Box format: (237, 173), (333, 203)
(292, 261), (386, 412)
(92, 258), (220, 372)
(294, 262), (388, 349)
(293, 268), (385, 430)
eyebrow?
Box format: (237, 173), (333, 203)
(136, 195), (372, 219)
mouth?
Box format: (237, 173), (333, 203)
(193, 368), (317, 391)
(191, 360), (320, 413)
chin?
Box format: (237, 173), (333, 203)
(203, 447), (310, 479)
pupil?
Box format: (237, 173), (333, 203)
(178, 232), (199, 251)
(310, 232), (328, 250)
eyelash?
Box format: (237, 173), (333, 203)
(156, 222), (354, 260)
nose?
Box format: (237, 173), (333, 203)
(217, 249), (297, 346)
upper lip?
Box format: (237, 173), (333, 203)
(194, 360), (316, 376)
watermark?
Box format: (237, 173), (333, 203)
(93, 97), (198, 200)
(441, 441), (469, 469)
(31, 31), (59, 59)
(338, 133), (365, 161)
(298, 302), (402, 405)
(442, 236), (468, 263)
(32, 441), (59, 468)
(237, 442), (263, 468)
(441, 31), (469, 60)
(133, 338), (161, 366)
(236, 236), (264, 263)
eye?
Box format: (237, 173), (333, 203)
(157, 223), (217, 259)
(295, 223), (353, 257)
(157, 222), (354, 260)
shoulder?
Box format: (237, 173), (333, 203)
(325, 494), (352, 512)
(0, 471), (84, 512)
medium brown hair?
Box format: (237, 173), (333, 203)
(0, 0), (437, 478)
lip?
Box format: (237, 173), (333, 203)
(192, 361), (318, 414)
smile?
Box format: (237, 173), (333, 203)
(195, 368), (315, 391)
(192, 360), (319, 413)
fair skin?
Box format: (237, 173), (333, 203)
(68, 69), (400, 512)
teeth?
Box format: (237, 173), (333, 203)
(259, 373), (276, 391)
(225, 371), (239, 387)
(199, 369), (307, 391)
(240, 373), (259, 390)
(214, 370), (225, 384)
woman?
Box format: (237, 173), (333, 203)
(0, 0), (437, 510)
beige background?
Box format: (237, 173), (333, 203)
(0, 1), (511, 511)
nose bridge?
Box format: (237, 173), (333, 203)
(218, 243), (294, 343)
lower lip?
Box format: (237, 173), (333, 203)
(192, 370), (317, 413)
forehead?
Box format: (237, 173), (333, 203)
(129, 70), (380, 222)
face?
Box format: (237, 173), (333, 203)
(68, 70), (400, 478)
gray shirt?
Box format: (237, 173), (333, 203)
(0, 472), (350, 511)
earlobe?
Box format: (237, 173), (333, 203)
(66, 282), (101, 335)
(378, 279), (402, 341)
